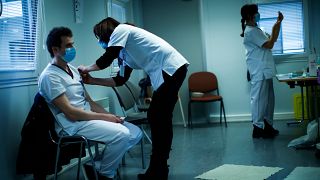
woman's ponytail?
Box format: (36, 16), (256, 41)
(240, 18), (245, 37)
(240, 4), (257, 37)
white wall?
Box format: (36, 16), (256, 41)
(0, 85), (38, 179)
(309, 0), (320, 52)
(140, 0), (205, 124)
(200, 0), (253, 120)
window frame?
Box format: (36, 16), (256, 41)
(106, 0), (130, 77)
(249, 0), (309, 61)
(0, 0), (41, 88)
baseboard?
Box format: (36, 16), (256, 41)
(208, 112), (295, 123)
(173, 112), (295, 125)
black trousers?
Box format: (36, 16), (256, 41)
(147, 64), (187, 165)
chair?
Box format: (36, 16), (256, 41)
(125, 81), (150, 112)
(51, 132), (100, 180)
(112, 84), (152, 169)
(49, 103), (115, 180)
(188, 71), (227, 128)
(16, 92), (101, 180)
(42, 95), (103, 180)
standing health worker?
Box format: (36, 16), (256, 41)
(78, 17), (189, 180)
(240, 4), (283, 138)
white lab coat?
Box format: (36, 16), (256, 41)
(108, 24), (189, 90)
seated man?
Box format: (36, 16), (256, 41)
(38, 26), (142, 179)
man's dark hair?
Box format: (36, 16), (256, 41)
(46, 27), (73, 58)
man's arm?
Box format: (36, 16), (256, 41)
(88, 77), (117, 87)
(52, 93), (122, 123)
(84, 90), (110, 114)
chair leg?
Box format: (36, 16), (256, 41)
(141, 125), (152, 144)
(220, 101), (222, 124)
(122, 154), (126, 166)
(188, 101), (192, 128)
(54, 143), (61, 180)
(140, 137), (145, 169)
(222, 100), (227, 127)
(139, 124), (146, 169)
(87, 141), (99, 180)
(116, 168), (121, 180)
(76, 142), (83, 180)
(93, 142), (101, 161)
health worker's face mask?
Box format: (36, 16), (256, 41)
(98, 40), (108, 49)
(254, 13), (260, 23)
(61, 47), (76, 63)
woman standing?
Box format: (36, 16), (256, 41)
(78, 17), (189, 180)
(240, 4), (283, 138)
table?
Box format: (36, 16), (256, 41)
(276, 74), (318, 124)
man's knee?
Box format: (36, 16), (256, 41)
(119, 128), (131, 142)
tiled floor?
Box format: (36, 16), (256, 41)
(58, 120), (320, 180)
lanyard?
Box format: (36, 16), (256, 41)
(118, 53), (126, 77)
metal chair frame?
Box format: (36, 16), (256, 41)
(49, 122), (107, 180)
(112, 84), (152, 169)
(125, 81), (150, 112)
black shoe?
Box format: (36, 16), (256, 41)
(252, 125), (264, 138)
(137, 172), (168, 180)
(252, 125), (275, 139)
(264, 119), (279, 136)
(137, 173), (149, 180)
(137, 165), (169, 180)
(83, 164), (113, 180)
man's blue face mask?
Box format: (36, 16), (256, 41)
(254, 13), (260, 23)
(98, 40), (108, 49)
(62, 47), (76, 63)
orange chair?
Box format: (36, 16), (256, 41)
(188, 71), (227, 128)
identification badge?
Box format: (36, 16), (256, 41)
(120, 64), (125, 77)
(119, 49), (126, 77)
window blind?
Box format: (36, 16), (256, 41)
(258, 1), (304, 55)
(0, 0), (39, 71)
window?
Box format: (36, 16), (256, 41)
(107, 0), (127, 77)
(110, 2), (126, 23)
(258, 0), (305, 55)
(0, 0), (40, 72)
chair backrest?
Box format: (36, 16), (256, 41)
(188, 71), (218, 93)
(112, 85), (137, 112)
(125, 81), (141, 103)
(17, 92), (85, 175)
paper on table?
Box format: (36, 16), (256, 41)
(276, 73), (292, 80)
